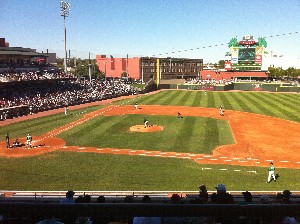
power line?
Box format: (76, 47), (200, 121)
(150, 31), (299, 58)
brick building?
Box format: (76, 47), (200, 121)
(96, 55), (203, 82)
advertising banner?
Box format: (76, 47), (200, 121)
(255, 46), (264, 64)
(231, 47), (239, 64)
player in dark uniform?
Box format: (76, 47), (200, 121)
(144, 117), (149, 128)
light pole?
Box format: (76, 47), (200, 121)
(141, 59), (144, 83)
(60, 1), (70, 74)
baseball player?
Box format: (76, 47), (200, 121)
(26, 133), (32, 148)
(220, 106), (224, 116)
(267, 162), (276, 183)
(135, 102), (138, 110)
(5, 133), (10, 148)
(144, 117), (149, 128)
(177, 112), (183, 118)
(65, 106), (69, 115)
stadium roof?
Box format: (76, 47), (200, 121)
(0, 47), (48, 57)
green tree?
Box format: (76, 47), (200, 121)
(74, 59), (104, 79)
(218, 60), (225, 69)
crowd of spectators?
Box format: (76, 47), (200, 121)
(0, 71), (139, 120)
(0, 70), (75, 82)
(184, 77), (235, 86)
(30, 186), (300, 224)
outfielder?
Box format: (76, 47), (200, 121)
(267, 162), (276, 183)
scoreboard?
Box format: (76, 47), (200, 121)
(225, 35), (267, 71)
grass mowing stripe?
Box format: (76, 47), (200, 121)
(268, 93), (300, 109)
(218, 92), (241, 111)
(239, 92), (275, 116)
(207, 92), (217, 108)
(173, 116), (196, 152)
(231, 92), (255, 113)
(142, 91), (170, 105)
(202, 118), (219, 154)
(180, 91), (195, 106)
(192, 91), (203, 107)
(155, 90), (179, 105)
(248, 92), (287, 119)
(161, 90), (186, 105)
(213, 92), (225, 109)
(271, 94), (300, 114)
(256, 93), (300, 122)
(183, 91), (197, 106)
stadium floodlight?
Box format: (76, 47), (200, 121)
(60, 1), (70, 74)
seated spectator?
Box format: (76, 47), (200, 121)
(198, 184), (208, 203)
(211, 184), (236, 224)
(210, 184), (234, 204)
(239, 191), (254, 205)
(282, 190), (293, 204)
(96, 195), (106, 203)
(133, 195), (161, 224)
(74, 194), (93, 224)
(259, 195), (270, 204)
(161, 194), (186, 224)
(60, 190), (75, 204)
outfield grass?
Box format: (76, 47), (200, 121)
(123, 91), (300, 123)
(0, 91), (299, 191)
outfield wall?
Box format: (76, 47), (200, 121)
(158, 83), (300, 92)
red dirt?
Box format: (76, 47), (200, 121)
(0, 92), (299, 169)
(130, 125), (163, 132)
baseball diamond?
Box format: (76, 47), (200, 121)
(0, 90), (299, 191)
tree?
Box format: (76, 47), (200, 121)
(74, 59), (104, 79)
(218, 60), (225, 69)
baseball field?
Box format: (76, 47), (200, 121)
(0, 90), (299, 191)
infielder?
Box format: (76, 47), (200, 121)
(267, 162), (276, 183)
(144, 117), (149, 128)
(220, 106), (224, 116)
(135, 102), (138, 110)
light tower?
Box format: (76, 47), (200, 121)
(60, 1), (70, 74)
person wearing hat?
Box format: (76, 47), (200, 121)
(211, 184), (234, 204)
(267, 162), (276, 183)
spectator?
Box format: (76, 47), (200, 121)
(60, 190), (75, 204)
(161, 194), (186, 224)
(282, 190), (293, 204)
(240, 191), (254, 205)
(211, 184), (236, 224)
(96, 195), (106, 203)
(210, 184), (234, 204)
(74, 194), (93, 224)
(259, 195), (270, 204)
(133, 195), (161, 224)
(198, 184), (208, 203)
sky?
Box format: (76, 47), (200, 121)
(1, 0), (300, 63)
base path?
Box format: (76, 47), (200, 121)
(0, 98), (299, 169)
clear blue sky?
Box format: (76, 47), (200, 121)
(1, 0), (300, 63)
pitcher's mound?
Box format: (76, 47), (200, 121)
(130, 125), (164, 133)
